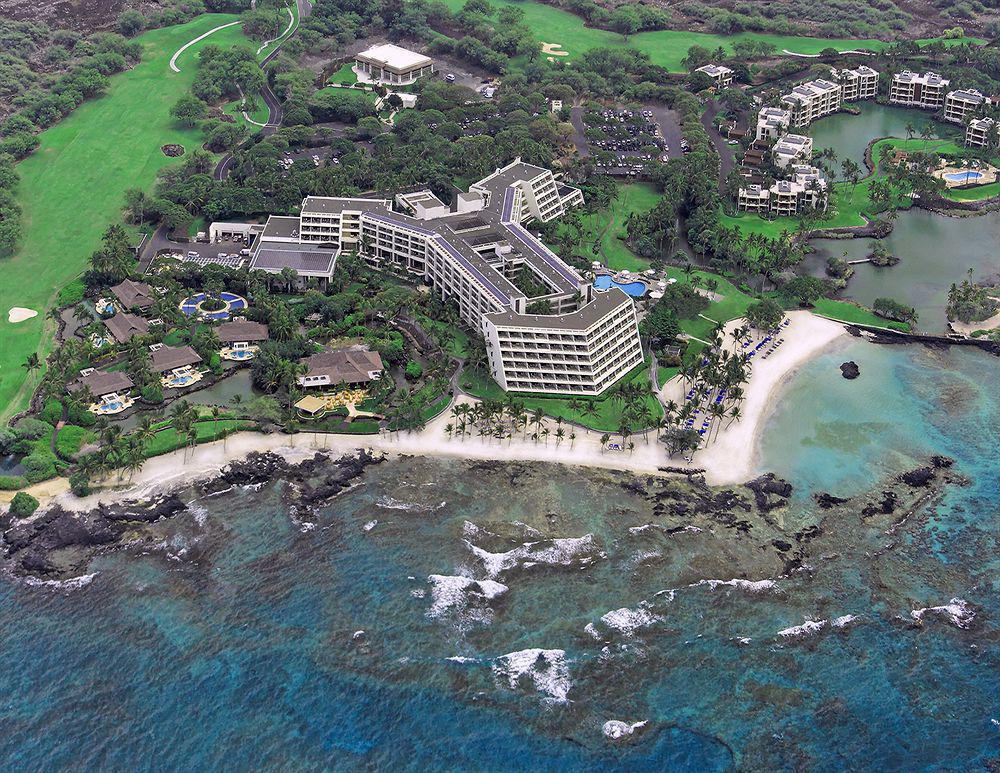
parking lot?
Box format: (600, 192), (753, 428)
(572, 104), (686, 176)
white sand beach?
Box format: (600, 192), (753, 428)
(683, 311), (848, 484)
(20, 311), (850, 513)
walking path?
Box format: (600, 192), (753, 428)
(169, 21), (242, 72)
(256, 3), (296, 56)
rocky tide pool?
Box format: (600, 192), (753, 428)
(0, 341), (997, 769)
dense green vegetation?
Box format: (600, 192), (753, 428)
(0, 15), (251, 422)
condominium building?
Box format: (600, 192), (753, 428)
(482, 288), (643, 395)
(831, 65), (879, 101)
(695, 63), (734, 88)
(354, 44), (434, 85)
(780, 79), (842, 127)
(889, 71), (950, 109)
(773, 134), (813, 168)
(756, 107), (791, 141)
(246, 160), (641, 396)
(965, 117), (998, 148)
(943, 89), (986, 124)
(737, 165), (828, 217)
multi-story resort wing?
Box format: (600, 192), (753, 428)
(780, 79), (842, 127)
(773, 134), (814, 168)
(756, 107), (791, 141)
(943, 89), (986, 124)
(738, 165), (829, 217)
(831, 65), (879, 101)
(482, 288), (644, 396)
(243, 159), (642, 396)
(966, 117), (998, 148)
(889, 71), (950, 109)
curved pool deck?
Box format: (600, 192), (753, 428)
(593, 275), (647, 297)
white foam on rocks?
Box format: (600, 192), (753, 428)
(777, 619), (827, 638)
(602, 720), (648, 740)
(466, 534), (601, 579)
(493, 648), (571, 702)
(911, 598), (976, 629)
(426, 574), (508, 621)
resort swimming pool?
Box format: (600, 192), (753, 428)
(180, 291), (249, 320)
(593, 275), (647, 297)
(943, 170), (984, 183)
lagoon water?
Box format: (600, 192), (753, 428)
(810, 103), (951, 174)
(0, 341), (997, 769)
(809, 208), (1000, 332)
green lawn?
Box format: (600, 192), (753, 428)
(143, 418), (254, 457)
(223, 93), (270, 128)
(658, 266), (756, 341)
(564, 183), (661, 271)
(439, 0), (983, 71)
(944, 180), (1000, 201)
(1, 15), (254, 421)
(415, 314), (472, 358)
(460, 360), (662, 432)
(811, 298), (910, 331)
(328, 63), (359, 86)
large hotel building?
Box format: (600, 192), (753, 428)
(245, 160), (643, 396)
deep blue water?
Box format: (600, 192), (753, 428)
(0, 342), (997, 769)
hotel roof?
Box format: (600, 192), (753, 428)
(485, 287), (632, 331)
(250, 246), (337, 277)
(110, 279), (155, 309)
(356, 44), (432, 71)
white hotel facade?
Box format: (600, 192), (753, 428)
(889, 71), (950, 109)
(246, 160), (643, 396)
(781, 79), (842, 127)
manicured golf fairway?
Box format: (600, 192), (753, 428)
(439, 0), (984, 71)
(1, 14), (251, 420)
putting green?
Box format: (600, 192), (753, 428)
(439, 0), (984, 71)
(1, 14), (251, 420)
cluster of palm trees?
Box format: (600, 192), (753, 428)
(443, 400), (579, 448)
(659, 324), (752, 455)
(706, 226), (807, 291)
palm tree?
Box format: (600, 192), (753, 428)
(599, 432), (610, 452)
(22, 353), (41, 376)
(211, 405), (222, 442)
(569, 431), (576, 449)
(555, 427), (565, 446)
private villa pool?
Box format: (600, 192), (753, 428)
(593, 275), (647, 297)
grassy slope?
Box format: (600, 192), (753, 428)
(1, 15), (251, 421)
(438, 0), (982, 71)
(563, 183), (661, 271)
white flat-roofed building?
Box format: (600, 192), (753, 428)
(247, 160), (640, 395)
(965, 117), (998, 148)
(832, 65), (879, 101)
(780, 79), (842, 126)
(354, 44), (434, 85)
(695, 63), (734, 88)
(943, 89), (986, 124)
(773, 134), (813, 168)
(482, 288), (644, 396)
(890, 71), (949, 109)
(756, 107), (791, 141)
(736, 184), (771, 214)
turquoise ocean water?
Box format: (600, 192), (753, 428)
(0, 341), (997, 769)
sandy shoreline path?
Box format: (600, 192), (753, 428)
(36, 311), (849, 513)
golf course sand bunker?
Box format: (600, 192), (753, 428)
(541, 42), (569, 62)
(8, 307), (38, 324)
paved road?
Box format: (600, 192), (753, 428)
(213, 0), (308, 181)
(569, 106), (589, 158)
(701, 99), (736, 192)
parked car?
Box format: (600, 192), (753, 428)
(445, 73), (456, 83)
